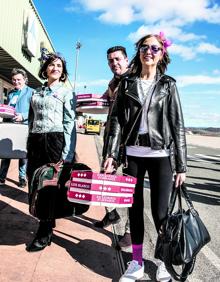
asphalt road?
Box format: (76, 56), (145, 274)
(93, 131), (220, 281)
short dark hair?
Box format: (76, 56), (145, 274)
(107, 46), (127, 58)
(11, 68), (28, 84)
(38, 52), (68, 82)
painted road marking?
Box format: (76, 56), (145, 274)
(195, 154), (220, 161)
(188, 154), (220, 164)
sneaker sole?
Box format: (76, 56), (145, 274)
(156, 278), (172, 282)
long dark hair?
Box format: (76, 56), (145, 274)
(129, 34), (171, 76)
(38, 53), (68, 82)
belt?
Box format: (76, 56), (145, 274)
(136, 133), (151, 147)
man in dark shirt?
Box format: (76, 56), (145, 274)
(94, 46), (131, 249)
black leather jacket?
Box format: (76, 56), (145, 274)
(102, 71), (130, 159)
(104, 74), (187, 173)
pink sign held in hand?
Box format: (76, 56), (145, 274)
(67, 170), (137, 207)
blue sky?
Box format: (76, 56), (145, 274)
(33, 0), (220, 128)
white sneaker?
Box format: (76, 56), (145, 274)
(119, 260), (144, 282)
(156, 260), (171, 281)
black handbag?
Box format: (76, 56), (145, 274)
(29, 162), (90, 220)
(155, 183), (211, 281)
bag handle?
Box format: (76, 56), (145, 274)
(164, 184), (196, 281)
(164, 246), (196, 281)
(47, 161), (63, 178)
(168, 183), (197, 216)
(180, 183), (198, 216)
(167, 184), (183, 215)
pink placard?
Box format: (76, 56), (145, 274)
(76, 101), (109, 107)
(68, 170), (136, 207)
(76, 106), (109, 114)
(70, 180), (135, 194)
(71, 170), (137, 185)
(76, 94), (101, 100)
(67, 190), (133, 207)
(0, 104), (15, 118)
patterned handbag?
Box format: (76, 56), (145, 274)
(29, 162), (90, 220)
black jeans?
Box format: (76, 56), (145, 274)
(125, 155), (173, 245)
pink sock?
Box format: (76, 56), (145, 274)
(132, 244), (143, 266)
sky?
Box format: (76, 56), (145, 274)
(33, 0), (220, 128)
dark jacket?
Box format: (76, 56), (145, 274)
(102, 70), (130, 159)
(104, 74), (187, 173)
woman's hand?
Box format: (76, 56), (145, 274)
(13, 113), (23, 122)
(103, 157), (115, 174)
(175, 172), (186, 188)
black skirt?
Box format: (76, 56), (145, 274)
(26, 131), (64, 189)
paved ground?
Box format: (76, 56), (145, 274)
(186, 134), (220, 149)
(0, 134), (121, 282)
(0, 133), (219, 282)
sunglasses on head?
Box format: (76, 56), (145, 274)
(139, 45), (162, 54)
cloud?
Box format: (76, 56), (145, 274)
(169, 44), (196, 60)
(128, 25), (220, 60)
(170, 42), (220, 60)
(197, 42), (220, 54)
(177, 75), (220, 87)
(128, 24), (205, 43)
(98, 6), (135, 24)
(66, 1), (220, 60)
(67, 0), (220, 25)
(75, 74), (220, 91)
(213, 69), (220, 75)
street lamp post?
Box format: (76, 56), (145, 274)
(73, 41), (82, 93)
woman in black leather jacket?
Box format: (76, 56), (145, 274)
(103, 33), (187, 282)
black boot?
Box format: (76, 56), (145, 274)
(94, 209), (120, 228)
(26, 220), (54, 252)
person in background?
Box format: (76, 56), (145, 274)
(103, 33), (187, 281)
(26, 53), (76, 252)
(94, 46), (132, 249)
(0, 68), (33, 188)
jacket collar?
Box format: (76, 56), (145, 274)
(12, 85), (28, 92)
(43, 82), (63, 92)
(114, 69), (130, 80)
(123, 73), (174, 102)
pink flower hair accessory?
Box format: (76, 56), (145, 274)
(158, 31), (172, 49)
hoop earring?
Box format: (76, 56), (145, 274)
(42, 71), (47, 79)
(61, 74), (66, 81)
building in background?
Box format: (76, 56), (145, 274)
(0, 0), (72, 103)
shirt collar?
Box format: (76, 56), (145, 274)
(43, 82), (63, 92)
(13, 85), (27, 92)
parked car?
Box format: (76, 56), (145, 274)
(84, 118), (101, 135)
